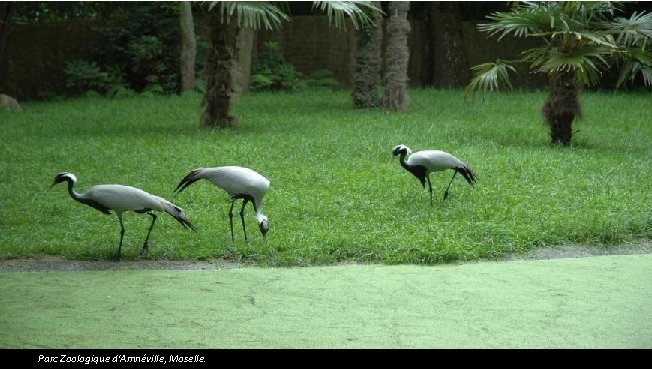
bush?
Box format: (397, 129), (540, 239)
(305, 69), (341, 89)
(93, 3), (179, 93)
(63, 60), (124, 96)
(250, 42), (305, 91)
(250, 42), (340, 92)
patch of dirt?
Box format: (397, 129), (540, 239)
(0, 256), (245, 273)
(500, 241), (652, 261)
(1, 242), (650, 272)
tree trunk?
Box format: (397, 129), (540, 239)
(383, 1), (410, 112)
(429, 2), (470, 88)
(0, 2), (11, 87)
(352, 1), (382, 109)
(179, 1), (196, 93)
(542, 71), (581, 146)
(201, 9), (241, 129)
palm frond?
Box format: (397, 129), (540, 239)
(312, 1), (380, 30)
(464, 61), (517, 99)
(520, 47), (550, 69)
(534, 46), (611, 86)
(615, 47), (652, 87)
(606, 11), (652, 46)
(479, 8), (553, 40)
(210, 1), (290, 30)
(616, 61), (651, 87)
(564, 1), (617, 24)
(641, 65), (652, 86)
(545, 30), (617, 48)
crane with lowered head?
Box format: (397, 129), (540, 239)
(174, 166), (270, 242)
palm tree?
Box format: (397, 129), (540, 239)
(179, 1), (196, 93)
(383, 1), (410, 112)
(465, 2), (652, 146)
(352, 1), (383, 108)
(429, 2), (471, 88)
(202, 1), (380, 129)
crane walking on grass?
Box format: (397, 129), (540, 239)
(392, 144), (476, 205)
(50, 172), (194, 260)
(173, 166), (270, 242)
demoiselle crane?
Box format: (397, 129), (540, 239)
(50, 172), (194, 260)
(392, 144), (476, 204)
(173, 166), (270, 242)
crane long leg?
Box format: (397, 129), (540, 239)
(240, 199), (249, 243)
(228, 200), (236, 243)
(117, 213), (125, 261)
(141, 212), (157, 256)
(426, 175), (434, 206)
(443, 171), (458, 201)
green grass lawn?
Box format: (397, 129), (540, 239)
(0, 89), (650, 265)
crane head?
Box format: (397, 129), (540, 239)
(50, 172), (77, 189)
(392, 144), (411, 157)
(257, 214), (269, 238)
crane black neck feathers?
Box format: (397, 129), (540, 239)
(396, 150), (427, 188)
(61, 176), (112, 214)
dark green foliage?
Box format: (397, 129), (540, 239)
(250, 42), (339, 91)
(8, 2), (120, 23)
(250, 42), (304, 91)
(63, 59), (125, 97)
(93, 3), (180, 94)
(305, 69), (340, 89)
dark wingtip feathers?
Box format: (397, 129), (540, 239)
(178, 215), (195, 231)
(173, 169), (202, 195)
(169, 204), (195, 231)
(457, 166), (477, 186)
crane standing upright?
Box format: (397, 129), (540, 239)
(392, 144), (476, 204)
(51, 172), (194, 260)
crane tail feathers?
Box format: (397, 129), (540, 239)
(162, 201), (195, 231)
(456, 166), (477, 186)
(173, 169), (203, 195)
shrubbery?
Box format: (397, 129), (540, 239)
(250, 42), (340, 92)
(62, 3), (207, 97)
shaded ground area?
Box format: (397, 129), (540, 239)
(502, 241), (652, 261)
(0, 242), (650, 272)
(1, 253), (650, 348)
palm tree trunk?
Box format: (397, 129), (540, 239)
(383, 1), (410, 112)
(201, 10), (241, 129)
(429, 2), (470, 88)
(542, 71), (581, 146)
(0, 2), (11, 79)
(179, 1), (196, 93)
(352, 1), (382, 108)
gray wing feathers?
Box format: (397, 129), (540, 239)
(88, 185), (194, 230)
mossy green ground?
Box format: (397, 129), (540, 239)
(2, 254), (650, 348)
